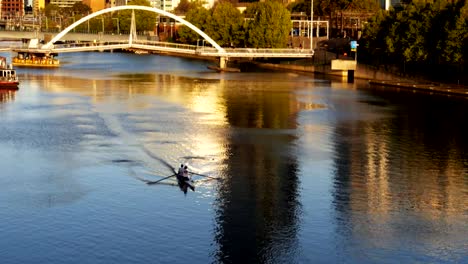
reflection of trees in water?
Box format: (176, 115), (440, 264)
(222, 81), (301, 129)
(32, 73), (222, 104)
(0, 90), (16, 104)
(213, 80), (302, 263)
(214, 133), (301, 263)
(331, 91), (467, 258)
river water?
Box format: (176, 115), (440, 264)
(0, 52), (466, 264)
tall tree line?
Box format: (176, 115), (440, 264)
(177, 0), (292, 48)
(360, 0), (468, 82)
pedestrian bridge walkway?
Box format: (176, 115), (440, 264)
(40, 40), (313, 58)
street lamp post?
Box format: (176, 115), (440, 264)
(71, 12), (75, 32)
(112, 18), (119, 35)
(310, 0), (313, 51)
(170, 22), (173, 38)
(56, 16), (62, 31)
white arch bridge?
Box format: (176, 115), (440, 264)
(19, 6), (314, 68)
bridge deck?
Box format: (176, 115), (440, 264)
(9, 40), (314, 58)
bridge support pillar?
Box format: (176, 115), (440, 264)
(219, 57), (227, 69)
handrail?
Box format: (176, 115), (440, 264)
(14, 40), (314, 58)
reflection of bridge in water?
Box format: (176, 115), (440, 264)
(11, 5), (314, 69)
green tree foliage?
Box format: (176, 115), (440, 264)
(178, 2), (244, 47)
(117, 0), (157, 32)
(177, 6), (211, 44)
(289, 0), (378, 17)
(244, 1), (292, 48)
(69, 2), (92, 16)
(438, 0), (468, 64)
(206, 2), (244, 47)
(177, 0), (292, 48)
(361, 0), (468, 80)
(288, 0), (313, 15)
(174, 0), (203, 15)
(44, 4), (60, 17)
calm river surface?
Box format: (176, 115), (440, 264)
(0, 52), (466, 264)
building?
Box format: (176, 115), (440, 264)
(83, 0), (105, 12)
(108, 0), (127, 7)
(49, 0), (82, 8)
(106, 0), (214, 12)
(148, 0), (214, 12)
(33, 0), (46, 16)
(1, 0), (24, 19)
(149, 0), (178, 11)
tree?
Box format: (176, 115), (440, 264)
(177, 7), (212, 44)
(117, 0), (158, 32)
(360, 0), (468, 82)
(438, 0), (468, 65)
(289, 0), (379, 34)
(244, 1), (292, 48)
(44, 4), (60, 17)
(174, 0), (203, 15)
(70, 2), (92, 16)
(206, 2), (244, 47)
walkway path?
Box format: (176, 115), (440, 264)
(369, 80), (468, 97)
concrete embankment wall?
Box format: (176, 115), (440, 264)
(251, 60), (406, 81)
(252, 61), (468, 97)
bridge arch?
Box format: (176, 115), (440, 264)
(41, 5), (225, 53)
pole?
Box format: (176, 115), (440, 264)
(310, 0), (313, 51)
(355, 46), (358, 62)
(112, 18), (119, 34)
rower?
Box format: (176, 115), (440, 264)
(178, 164), (184, 177)
(183, 165), (190, 180)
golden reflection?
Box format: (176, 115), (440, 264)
(361, 123), (390, 216)
(341, 120), (467, 220)
(0, 90), (16, 104)
(333, 113), (467, 255)
(26, 73), (327, 183)
(189, 81), (228, 126)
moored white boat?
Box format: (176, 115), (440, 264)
(0, 56), (19, 90)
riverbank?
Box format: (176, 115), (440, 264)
(247, 60), (468, 98)
(368, 80), (468, 97)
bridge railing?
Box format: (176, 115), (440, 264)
(224, 48), (313, 53)
(51, 40), (128, 48)
(11, 38), (313, 58)
(133, 40), (198, 51)
(200, 47), (314, 57)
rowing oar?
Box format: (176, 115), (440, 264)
(146, 174), (176, 185)
(142, 148), (176, 173)
(188, 171), (221, 181)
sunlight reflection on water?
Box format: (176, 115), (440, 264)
(0, 52), (466, 264)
